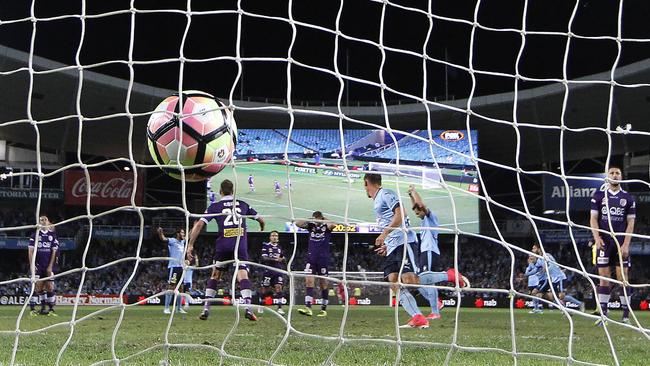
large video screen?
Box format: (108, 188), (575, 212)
(206, 129), (479, 234)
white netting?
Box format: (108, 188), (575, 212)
(1, 0), (650, 365)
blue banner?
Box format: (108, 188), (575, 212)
(543, 174), (605, 211)
(0, 237), (75, 250)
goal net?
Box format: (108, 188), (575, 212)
(1, 0), (649, 365)
(368, 161), (442, 189)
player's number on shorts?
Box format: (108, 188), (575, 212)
(222, 207), (242, 225)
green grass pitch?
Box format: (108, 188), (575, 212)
(1, 306), (648, 365)
(207, 162), (479, 234)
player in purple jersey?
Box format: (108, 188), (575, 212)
(187, 179), (265, 321)
(259, 231), (286, 314)
(273, 180), (282, 198)
(27, 215), (59, 316)
(589, 166), (636, 324)
(248, 174), (255, 192)
(295, 211), (337, 317)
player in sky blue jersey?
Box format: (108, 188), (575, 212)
(187, 179), (265, 322)
(295, 211), (337, 317)
(27, 215), (59, 316)
(524, 254), (543, 313)
(407, 185), (469, 320)
(589, 166), (636, 324)
(530, 244), (584, 313)
(157, 227), (187, 314)
(364, 174), (468, 329)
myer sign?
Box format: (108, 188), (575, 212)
(543, 173), (605, 211)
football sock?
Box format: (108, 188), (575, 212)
(563, 295), (582, 306)
(320, 289), (329, 311)
(47, 291), (55, 310)
(29, 295), (37, 311)
(597, 286), (611, 316)
(419, 287), (439, 314)
(204, 278), (218, 312)
(39, 293), (47, 311)
(621, 287), (632, 318)
(240, 279), (252, 311)
(532, 297), (540, 310)
(399, 288), (421, 317)
(274, 291), (283, 309)
(305, 287), (314, 308)
(175, 294), (182, 310)
(164, 292), (172, 310)
(419, 272), (450, 285)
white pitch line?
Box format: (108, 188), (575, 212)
(244, 196), (366, 223)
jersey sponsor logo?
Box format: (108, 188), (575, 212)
(223, 228), (244, 237)
(440, 130), (464, 141)
(601, 206), (625, 216)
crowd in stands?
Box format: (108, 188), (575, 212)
(1, 202), (649, 302)
(360, 130), (478, 165)
(235, 129), (373, 156)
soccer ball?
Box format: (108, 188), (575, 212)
(146, 91), (237, 182)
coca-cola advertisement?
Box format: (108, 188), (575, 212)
(64, 170), (144, 206)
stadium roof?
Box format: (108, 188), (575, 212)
(0, 44), (649, 166)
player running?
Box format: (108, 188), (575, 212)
(407, 185), (453, 320)
(531, 245), (585, 313)
(27, 215), (59, 316)
(363, 174), (468, 329)
(590, 165), (636, 325)
(295, 211), (337, 317)
(187, 179), (265, 321)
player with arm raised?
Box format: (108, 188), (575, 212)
(364, 174), (467, 329)
(295, 211), (336, 317)
(530, 244), (584, 313)
(590, 165), (636, 324)
(187, 179), (265, 321)
(27, 215), (59, 316)
(524, 254), (542, 313)
(260, 231), (286, 315)
(157, 227), (187, 314)
(407, 185), (468, 320)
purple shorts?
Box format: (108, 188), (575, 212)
(305, 256), (329, 276)
(262, 269), (284, 287)
(596, 239), (631, 268)
(213, 240), (249, 271)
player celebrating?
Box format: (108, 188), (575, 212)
(406, 185), (450, 320)
(27, 215), (59, 316)
(530, 244), (584, 312)
(295, 211), (337, 317)
(364, 174), (467, 329)
(590, 165), (636, 324)
(260, 231), (286, 315)
(248, 174), (255, 193)
(157, 227), (187, 314)
(187, 179), (265, 321)
(524, 254), (543, 313)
